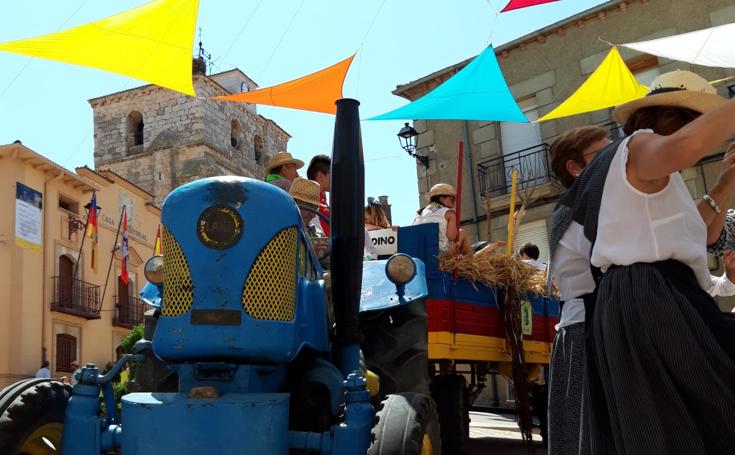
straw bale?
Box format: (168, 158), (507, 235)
(438, 251), (555, 296)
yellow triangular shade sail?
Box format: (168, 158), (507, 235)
(537, 47), (648, 122)
(0, 0), (199, 96)
(212, 55), (355, 114)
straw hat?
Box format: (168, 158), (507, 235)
(428, 183), (456, 199)
(266, 151), (305, 174)
(613, 70), (726, 124)
(289, 178), (321, 206)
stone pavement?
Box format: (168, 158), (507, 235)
(468, 411), (548, 455)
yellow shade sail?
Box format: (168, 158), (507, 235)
(0, 0), (199, 96)
(212, 54), (355, 114)
(537, 47), (648, 122)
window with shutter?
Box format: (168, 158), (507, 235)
(514, 219), (550, 264)
(56, 333), (77, 373)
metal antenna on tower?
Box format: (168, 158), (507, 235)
(197, 27), (212, 74)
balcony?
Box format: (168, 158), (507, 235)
(51, 277), (102, 319)
(114, 295), (148, 329)
(478, 143), (555, 198)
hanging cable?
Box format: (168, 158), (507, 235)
(0, 0), (90, 100)
(354, 0), (387, 98)
(258, 0), (306, 80)
(220, 0), (266, 65)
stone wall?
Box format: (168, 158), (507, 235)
(90, 73), (290, 205)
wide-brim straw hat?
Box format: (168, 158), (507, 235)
(266, 151), (305, 174)
(428, 183), (456, 199)
(613, 70), (727, 124)
(289, 178), (321, 206)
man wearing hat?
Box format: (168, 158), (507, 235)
(553, 70), (735, 454)
(412, 183), (472, 255)
(265, 151), (304, 191)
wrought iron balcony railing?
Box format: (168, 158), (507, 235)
(113, 295), (148, 329)
(478, 143), (554, 197)
(51, 276), (102, 319)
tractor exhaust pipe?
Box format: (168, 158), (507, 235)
(330, 98), (364, 376)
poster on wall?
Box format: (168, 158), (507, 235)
(15, 182), (43, 252)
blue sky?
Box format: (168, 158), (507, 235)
(0, 0), (606, 226)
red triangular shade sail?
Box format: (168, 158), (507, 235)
(211, 54), (355, 114)
(501, 0), (560, 13)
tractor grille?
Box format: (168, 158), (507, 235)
(161, 226), (193, 317)
(241, 227), (298, 321)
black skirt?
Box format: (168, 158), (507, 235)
(582, 260), (735, 455)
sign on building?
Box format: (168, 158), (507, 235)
(15, 182), (43, 252)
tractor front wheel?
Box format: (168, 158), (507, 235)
(368, 393), (441, 455)
(0, 379), (71, 455)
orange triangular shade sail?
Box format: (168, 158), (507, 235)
(212, 54), (355, 114)
(0, 0), (199, 96)
(537, 47), (648, 122)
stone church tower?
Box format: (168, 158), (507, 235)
(89, 59), (290, 205)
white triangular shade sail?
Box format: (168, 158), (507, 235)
(622, 22), (735, 68)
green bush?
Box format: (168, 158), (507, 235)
(121, 324), (145, 354)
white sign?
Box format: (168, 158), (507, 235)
(15, 182), (43, 252)
(368, 228), (398, 257)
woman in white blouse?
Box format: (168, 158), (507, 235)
(573, 71), (735, 455)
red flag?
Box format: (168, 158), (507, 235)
(501, 0), (560, 13)
(121, 208), (129, 285)
(86, 192), (99, 271)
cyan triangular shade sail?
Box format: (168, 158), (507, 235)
(537, 47), (648, 122)
(0, 0), (199, 96)
(369, 45), (528, 122)
(501, 0), (560, 13)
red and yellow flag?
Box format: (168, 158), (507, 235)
(86, 192), (99, 271)
(121, 208), (129, 285)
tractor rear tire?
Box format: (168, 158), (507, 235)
(368, 393), (441, 455)
(0, 379), (72, 455)
(432, 374), (470, 455)
(361, 300), (428, 399)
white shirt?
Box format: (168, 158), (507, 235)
(551, 222), (595, 330)
(35, 367), (51, 379)
(522, 258), (546, 271)
(412, 204), (451, 252)
(592, 130), (735, 296)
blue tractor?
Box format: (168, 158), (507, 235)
(0, 99), (440, 455)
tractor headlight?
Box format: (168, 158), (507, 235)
(144, 255), (164, 284)
(385, 254), (416, 285)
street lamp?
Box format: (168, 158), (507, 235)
(397, 122), (430, 168)
(68, 202), (103, 239)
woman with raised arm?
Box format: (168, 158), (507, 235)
(562, 70), (735, 455)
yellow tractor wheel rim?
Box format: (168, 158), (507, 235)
(421, 433), (434, 455)
(18, 422), (63, 455)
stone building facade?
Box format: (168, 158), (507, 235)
(393, 0), (735, 407)
(90, 63), (290, 205)
(397, 0), (735, 275)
